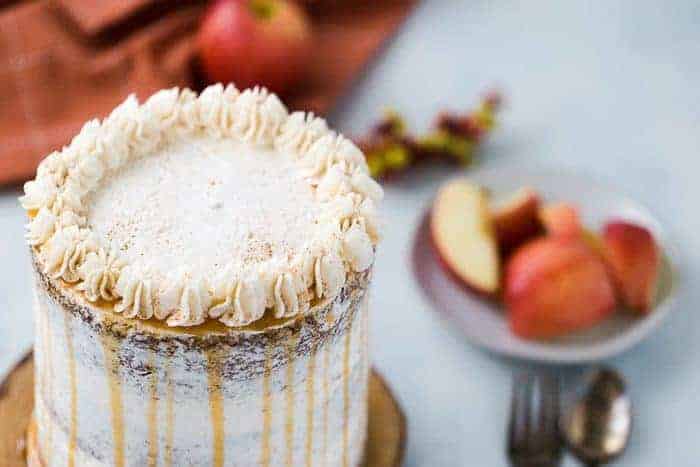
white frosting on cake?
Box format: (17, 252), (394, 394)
(20, 84), (383, 327)
(32, 274), (370, 467)
(87, 136), (319, 291)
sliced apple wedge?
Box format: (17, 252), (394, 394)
(491, 187), (542, 255)
(430, 179), (500, 295)
(602, 221), (660, 313)
(539, 202), (582, 238)
(505, 237), (616, 339)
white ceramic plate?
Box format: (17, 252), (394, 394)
(412, 164), (680, 364)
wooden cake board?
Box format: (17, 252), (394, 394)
(0, 353), (406, 466)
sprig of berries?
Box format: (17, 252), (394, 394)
(357, 91), (502, 180)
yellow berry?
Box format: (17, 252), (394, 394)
(381, 109), (406, 136)
(367, 153), (387, 178)
(384, 145), (410, 169)
(474, 105), (495, 130)
(418, 131), (451, 151)
(447, 136), (473, 164)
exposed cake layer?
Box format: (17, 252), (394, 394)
(32, 267), (370, 466)
(20, 85), (383, 328)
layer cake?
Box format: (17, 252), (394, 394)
(21, 84), (382, 466)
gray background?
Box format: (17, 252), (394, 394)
(2, 0), (699, 465)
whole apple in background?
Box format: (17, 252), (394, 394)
(505, 237), (616, 339)
(198, 0), (313, 95)
(602, 221), (660, 313)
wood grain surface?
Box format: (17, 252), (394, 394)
(0, 353), (406, 467)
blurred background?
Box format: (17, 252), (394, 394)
(2, 0), (699, 465)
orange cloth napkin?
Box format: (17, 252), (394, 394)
(0, 0), (416, 186)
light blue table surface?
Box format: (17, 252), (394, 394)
(2, 1), (699, 465)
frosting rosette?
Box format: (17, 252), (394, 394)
(21, 85), (382, 328)
(209, 270), (267, 327)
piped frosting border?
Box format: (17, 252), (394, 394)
(20, 84), (382, 328)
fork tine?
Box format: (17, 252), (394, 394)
(521, 373), (533, 446)
(549, 374), (560, 432)
(508, 371), (562, 466)
(508, 376), (516, 445)
(508, 373), (521, 452)
(539, 372), (562, 454)
(538, 374), (555, 435)
(549, 374), (561, 432)
(552, 375), (562, 446)
(508, 372), (533, 453)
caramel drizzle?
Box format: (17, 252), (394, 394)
(362, 301), (370, 427)
(362, 298), (369, 380)
(321, 342), (330, 465)
(305, 346), (317, 467)
(285, 334), (299, 467)
(46, 308), (55, 465)
(39, 308), (47, 412)
(260, 343), (274, 467)
(164, 361), (175, 467)
(39, 303), (54, 464)
(207, 349), (225, 467)
(64, 315), (78, 467)
(101, 334), (125, 467)
(47, 312), (55, 465)
(342, 321), (353, 467)
(147, 350), (159, 466)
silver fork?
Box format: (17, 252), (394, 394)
(507, 371), (562, 467)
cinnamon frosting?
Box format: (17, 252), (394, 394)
(20, 84), (382, 328)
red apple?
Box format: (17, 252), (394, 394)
(602, 221), (660, 313)
(491, 187), (543, 255)
(430, 179), (500, 295)
(539, 202), (582, 238)
(198, 0), (313, 95)
(505, 237), (616, 339)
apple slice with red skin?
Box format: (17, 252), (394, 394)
(430, 179), (500, 296)
(539, 202), (582, 238)
(601, 221), (660, 314)
(491, 187), (543, 255)
(198, 0), (313, 95)
(505, 237), (616, 340)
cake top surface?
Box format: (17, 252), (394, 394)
(88, 136), (319, 281)
(21, 85), (382, 328)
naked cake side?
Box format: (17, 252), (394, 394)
(22, 84), (383, 466)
